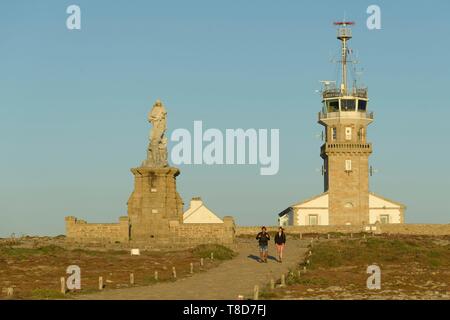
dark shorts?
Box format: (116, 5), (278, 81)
(259, 244), (268, 252)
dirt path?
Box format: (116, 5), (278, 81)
(78, 239), (307, 300)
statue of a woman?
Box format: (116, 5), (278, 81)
(142, 100), (169, 167)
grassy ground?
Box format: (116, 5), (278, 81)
(261, 235), (450, 300)
(0, 242), (234, 300)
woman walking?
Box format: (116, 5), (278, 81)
(274, 227), (286, 263)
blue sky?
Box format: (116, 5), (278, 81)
(0, 0), (449, 236)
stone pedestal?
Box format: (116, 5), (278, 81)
(127, 166), (183, 241)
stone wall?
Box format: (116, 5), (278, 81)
(378, 224), (450, 236)
(169, 216), (235, 247)
(65, 216), (129, 244)
(65, 215), (236, 248)
(236, 224), (450, 236)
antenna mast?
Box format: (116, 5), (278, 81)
(334, 21), (355, 95)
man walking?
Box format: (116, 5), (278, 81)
(256, 226), (270, 263)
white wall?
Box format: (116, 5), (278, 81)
(298, 194), (329, 208)
(296, 209), (329, 226)
(369, 209), (402, 224)
(369, 194), (402, 224)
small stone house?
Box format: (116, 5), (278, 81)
(183, 197), (224, 224)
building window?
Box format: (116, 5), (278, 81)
(308, 215), (318, 226)
(331, 127), (337, 141)
(327, 100), (339, 112)
(345, 127), (352, 140)
(341, 99), (356, 111)
(345, 160), (352, 172)
(359, 127), (365, 142)
(380, 215), (390, 224)
(358, 100), (367, 111)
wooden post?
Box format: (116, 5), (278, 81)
(6, 287), (14, 298)
(327, 233), (330, 239)
(297, 270), (301, 278)
(281, 274), (286, 287)
(130, 273), (134, 285)
(299, 233), (302, 239)
(190, 263), (194, 274)
(270, 279), (275, 290)
(172, 267), (177, 279)
(200, 258), (204, 266)
(60, 277), (66, 294)
(98, 276), (103, 290)
(253, 285), (259, 300)
(350, 233), (353, 238)
(154, 271), (158, 281)
(303, 266), (307, 272)
(363, 234), (366, 239)
(210, 252), (214, 260)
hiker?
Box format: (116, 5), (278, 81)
(274, 227), (286, 263)
(256, 226), (270, 263)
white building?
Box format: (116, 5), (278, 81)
(183, 197), (224, 224)
(278, 192), (405, 227)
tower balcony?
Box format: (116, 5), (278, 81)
(318, 110), (374, 122)
(321, 142), (373, 155)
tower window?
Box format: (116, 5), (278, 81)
(331, 127), (337, 141)
(358, 100), (367, 111)
(341, 99), (356, 111)
(345, 160), (352, 172)
(359, 127), (365, 142)
(345, 127), (352, 140)
(327, 100), (339, 112)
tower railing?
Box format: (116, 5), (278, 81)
(321, 142), (373, 154)
(318, 110), (374, 121)
(322, 87), (368, 99)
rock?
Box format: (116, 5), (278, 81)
(325, 286), (344, 292)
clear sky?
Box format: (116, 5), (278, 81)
(1, 0), (449, 237)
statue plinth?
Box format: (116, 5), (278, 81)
(127, 166), (184, 241)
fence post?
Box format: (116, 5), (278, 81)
(281, 274), (286, 287)
(270, 279), (275, 290)
(60, 277), (66, 294)
(130, 273), (134, 285)
(99, 276), (103, 290)
(172, 267), (177, 279)
(253, 285), (259, 300)
(190, 263), (194, 274)
(154, 271), (158, 281)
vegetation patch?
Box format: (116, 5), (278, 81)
(192, 244), (236, 260)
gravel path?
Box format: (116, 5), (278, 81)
(78, 238), (307, 300)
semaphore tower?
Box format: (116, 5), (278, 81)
(278, 21), (405, 227)
(319, 21), (373, 225)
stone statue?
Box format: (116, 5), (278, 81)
(142, 100), (169, 167)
